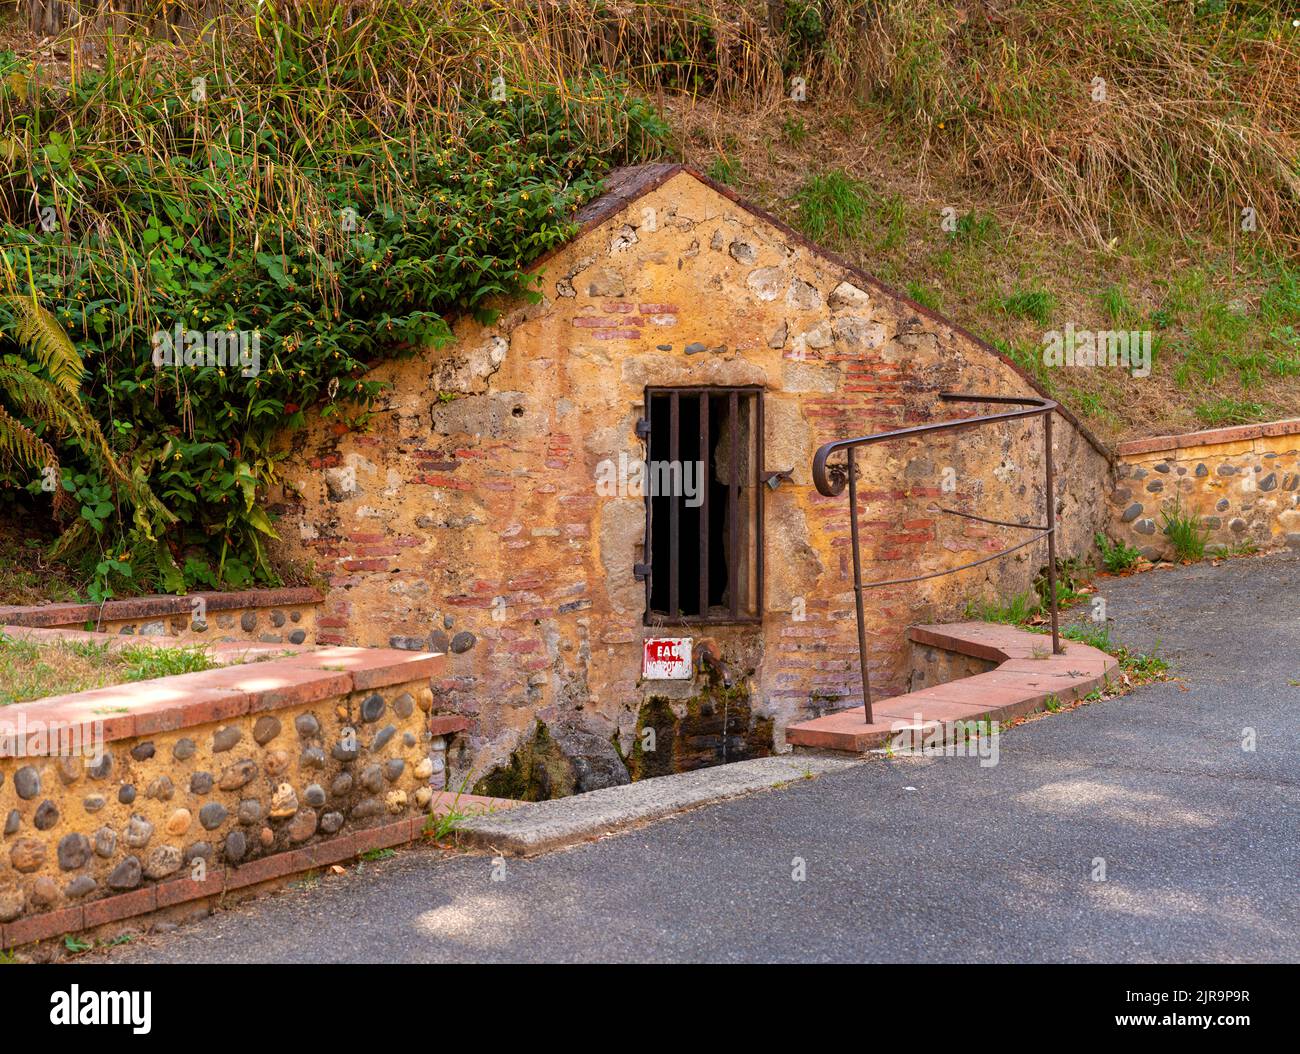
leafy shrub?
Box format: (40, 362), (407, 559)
(1094, 532), (1142, 573)
(0, 5), (664, 596)
(1160, 500), (1209, 562)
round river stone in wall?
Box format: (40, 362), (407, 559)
(301, 747), (326, 769)
(34, 800), (60, 830)
(30, 876), (58, 908)
(0, 889), (23, 923)
(173, 738), (197, 761)
(218, 759), (258, 791)
(224, 830), (247, 863)
(118, 785), (136, 804)
(289, 630), (307, 645)
(14, 766), (40, 800)
(65, 876), (97, 899)
(450, 631), (475, 654)
(89, 753), (113, 780)
(107, 856), (142, 890)
(237, 799), (263, 825)
(93, 827), (117, 858)
(265, 750), (291, 777)
(287, 809), (317, 843)
(240, 611), (258, 632)
(392, 693), (415, 719)
(57, 756), (83, 784)
(123, 814), (154, 849)
(146, 775), (175, 801)
(199, 803), (229, 830)
(303, 784), (327, 808)
(83, 795), (106, 814)
(166, 809), (193, 836)
(319, 811), (344, 835)
(184, 842), (212, 865)
(57, 833), (91, 871)
(360, 694), (385, 723)
(130, 742), (155, 762)
(144, 845), (183, 880)
(253, 716), (282, 746)
(190, 771), (214, 795)
(331, 773), (353, 798)
(295, 713), (320, 738)
(269, 784), (299, 818)
(10, 837), (46, 872)
(3, 810), (19, 836)
(213, 726), (243, 752)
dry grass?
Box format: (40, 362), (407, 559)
(0, 633), (218, 704)
(669, 95), (1300, 443)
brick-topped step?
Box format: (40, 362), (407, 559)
(785, 622), (1119, 753)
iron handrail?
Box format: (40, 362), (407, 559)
(811, 393), (1063, 725)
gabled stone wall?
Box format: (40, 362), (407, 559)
(268, 167), (1111, 786)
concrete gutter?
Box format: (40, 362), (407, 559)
(456, 752), (864, 856)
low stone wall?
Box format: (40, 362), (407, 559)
(1109, 419), (1300, 560)
(907, 640), (998, 692)
(0, 587), (322, 645)
(0, 639), (469, 949)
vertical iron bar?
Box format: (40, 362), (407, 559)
(1044, 409), (1061, 654)
(846, 447), (874, 725)
(728, 390), (740, 620)
(642, 390), (652, 619)
(699, 393), (709, 619)
(755, 392), (764, 620)
(668, 391), (680, 620)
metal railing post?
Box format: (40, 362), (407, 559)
(811, 393), (1065, 726)
(1044, 408), (1062, 654)
(846, 447), (874, 725)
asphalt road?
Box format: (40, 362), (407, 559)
(106, 552), (1300, 963)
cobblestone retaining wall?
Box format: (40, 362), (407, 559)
(0, 643), (457, 948)
(1109, 419), (1300, 560)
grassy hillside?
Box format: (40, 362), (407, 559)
(669, 96), (1300, 444)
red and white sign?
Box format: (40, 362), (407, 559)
(643, 637), (693, 680)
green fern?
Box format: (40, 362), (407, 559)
(4, 295), (85, 394)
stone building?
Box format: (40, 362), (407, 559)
(270, 164), (1111, 794)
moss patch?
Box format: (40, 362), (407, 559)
(473, 721), (574, 802)
(628, 681), (773, 780)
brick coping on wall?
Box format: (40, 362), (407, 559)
(0, 639), (444, 751)
(1116, 417), (1300, 458)
(0, 624), (312, 666)
(0, 792), (517, 950)
(785, 621), (1119, 752)
(0, 586), (323, 629)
